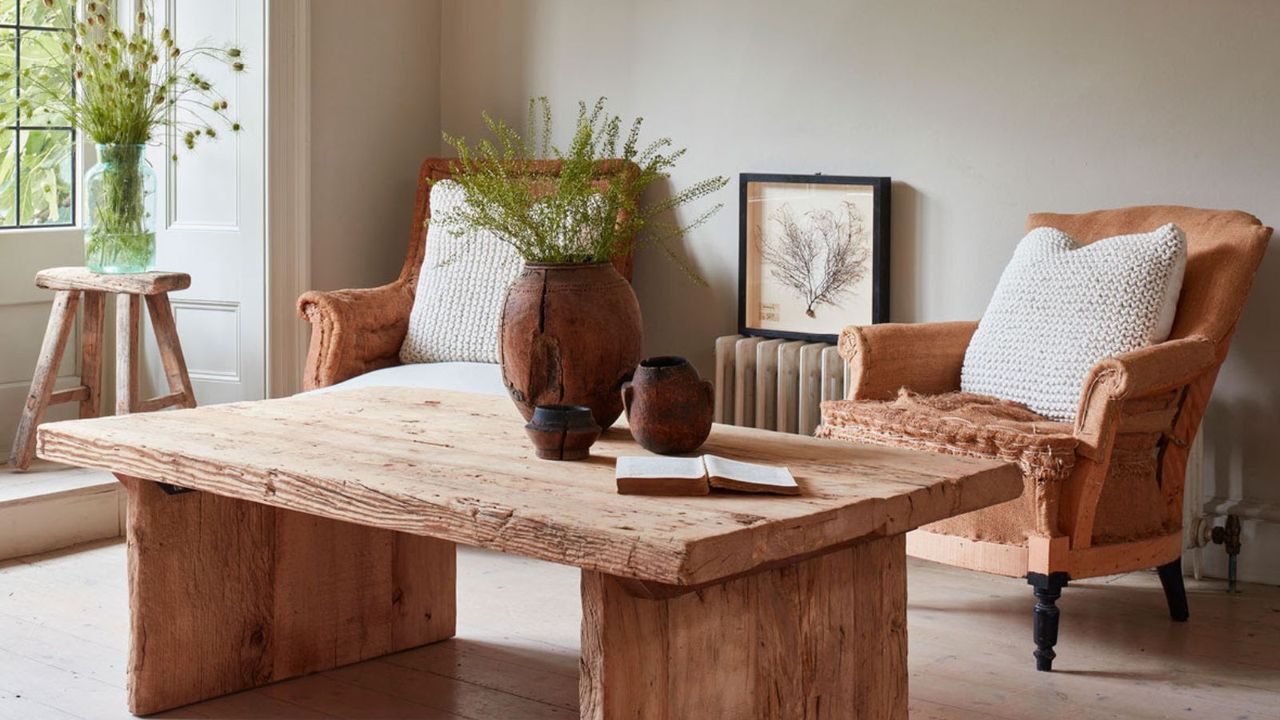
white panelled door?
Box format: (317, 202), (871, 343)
(142, 0), (266, 405)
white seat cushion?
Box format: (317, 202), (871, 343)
(960, 223), (1187, 422)
(310, 362), (507, 396)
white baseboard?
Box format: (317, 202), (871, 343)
(0, 465), (122, 562)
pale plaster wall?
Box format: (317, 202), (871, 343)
(309, 0), (442, 292)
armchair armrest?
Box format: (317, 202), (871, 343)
(839, 321), (978, 401)
(1062, 335), (1218, 548)
(1074, 335), (1218, 449)
(297, 280), (416, 390)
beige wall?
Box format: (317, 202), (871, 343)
(438, 0), (1280, 582)
(309, 0), (442, 292)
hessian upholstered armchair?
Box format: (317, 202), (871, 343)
(297, 157), (634, 391)
(818, 206), (1270, 671)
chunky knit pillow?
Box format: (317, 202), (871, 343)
(399, 180), (525, 364)
(960, 223), (1187, 422)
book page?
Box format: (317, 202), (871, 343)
(615, 455), (709, 496)
(704, 454), (798, 491)
(615, 456), (707, 481)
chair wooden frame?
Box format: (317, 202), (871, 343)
(296, 157), (637, 391)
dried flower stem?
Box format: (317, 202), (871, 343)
(441, 97), (727, 284)
(16, 0), (245, 152)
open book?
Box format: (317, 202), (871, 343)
(615, 454), (799, 496)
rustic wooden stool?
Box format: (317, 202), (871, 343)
(9, 267), (197, 470)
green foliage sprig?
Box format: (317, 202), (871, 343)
(441, 97), (728, 284)
(13, 0), (245, 156)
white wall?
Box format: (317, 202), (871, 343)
(309, 0), (442, 291)
(438, 0), (1280, 583)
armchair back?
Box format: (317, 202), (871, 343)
(1026, 206), (1270, 346)
(297, 157), (639, 390)
(1025, 206), (1271, 547)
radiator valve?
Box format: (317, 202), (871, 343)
(1210, 514), (1242, 594)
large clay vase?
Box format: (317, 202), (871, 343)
(621, 356), (714, 454)
(498, 262), (642, 428)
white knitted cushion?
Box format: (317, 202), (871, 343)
(399, 180), (525, 364)
(960, 223), (1187, 422)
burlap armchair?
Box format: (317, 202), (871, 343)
(819, 205), (1271, 671)
(297, 158), (635, 391)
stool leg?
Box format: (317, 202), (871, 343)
(10, 290), (81, 469)
(116, 293), (141, 415)
(145, 293), (196, 408)
(79, 291), (106, 420)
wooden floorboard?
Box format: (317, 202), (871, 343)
(0, 540), (1277, 719)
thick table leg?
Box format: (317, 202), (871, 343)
(580, 534), (907, 720)
(120, 475), (456, 715)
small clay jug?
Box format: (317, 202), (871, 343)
(621, 356), (714, 455)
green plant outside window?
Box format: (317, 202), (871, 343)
(0, 0), (75, 229)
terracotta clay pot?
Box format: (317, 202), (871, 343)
(621, 356), (714, 454)
(499, 262), (642, 428)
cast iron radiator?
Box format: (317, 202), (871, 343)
(712, 335), (847, 436)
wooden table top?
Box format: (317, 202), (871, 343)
(37, 387), (1021, 586)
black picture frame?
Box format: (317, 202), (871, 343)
(737, 173), (890, 344)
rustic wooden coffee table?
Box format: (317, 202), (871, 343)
(37, 387), (1020, 718)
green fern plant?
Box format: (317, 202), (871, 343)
(441, 97), (727, 283)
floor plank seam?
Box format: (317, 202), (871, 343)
(379, 654), (580, 712)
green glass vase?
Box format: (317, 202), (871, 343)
(84, 144), (157, 274)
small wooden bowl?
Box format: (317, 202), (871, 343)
(525, 405), (601, 461)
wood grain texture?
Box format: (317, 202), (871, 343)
(79, 290), (106, 420)
(119, 475), (455, 715)
(38, 388), (1020, 587)
(908, 528), (1181, 581)
(144, 293), (197, 410)
(47, 386), (89, 404)
(581, 535), (907, 719)
(115, 293), (140, 415)
(35, 266), (191, 295)
(907, 529), (1031, 578)
(1066, 531), (1182, 578)
(9, 290), (80, 469)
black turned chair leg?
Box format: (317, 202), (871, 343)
(1156, 557), (1190, 622)
(1027, 572), (1069, 672)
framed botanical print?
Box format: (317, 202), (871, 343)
(738, 173), (890, 344)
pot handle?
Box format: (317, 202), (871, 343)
(621, 381), (634, 416)
(699, 379), (714, 410)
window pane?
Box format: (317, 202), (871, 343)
(18, 28), (69, 126)
(0, 0), (15, 26)
(0, 128), (14, 227)
(0, 30), (13, 126)
(19, 0), (71, 29)
(18, 127), (71, 225)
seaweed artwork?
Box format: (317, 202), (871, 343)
(758, 200), (871, 318)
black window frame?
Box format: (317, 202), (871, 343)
(1, 0), (76, 230)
